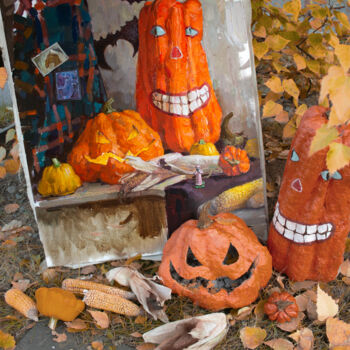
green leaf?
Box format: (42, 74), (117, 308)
(309, 124), (339, 156)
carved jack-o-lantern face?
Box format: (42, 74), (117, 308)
(158, 213), (272, 310)
(268, 106), (350, 282)
(136, 0), (222, 153)
(68, 109), (164, 184)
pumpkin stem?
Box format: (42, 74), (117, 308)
(224, 157), (240, 166)
(52, 158), (61, 168)
(197, 201), (214, 229)
(48, 317), (58, 330)
(198, 139), (206, 145)
(101, 98), (116, 114)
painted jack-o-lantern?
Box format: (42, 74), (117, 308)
(268, 106), (350, 282)
(68, 100), (164, 184)
(158, 213), (272, 310)
(136, 0), (222, 153)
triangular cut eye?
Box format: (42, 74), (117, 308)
(186, 247), (202, 267)
(291, 150), (299, 162)
(223, 244), (239, 265)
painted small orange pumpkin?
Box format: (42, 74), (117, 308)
(136, 0), (222, 153)
(158, 213), (272, 310)
(68, 99), (164, 184)
(264, 291), (299, 323)
(219, 146), (250, 176)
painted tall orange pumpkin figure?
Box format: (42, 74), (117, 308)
(136, 0), (222, 153)
(268, 106), (350, 282)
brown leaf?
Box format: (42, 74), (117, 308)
(52, 330), (67, 343)
(340, 260), (350, 278)
(131, 332), (143, 338)
(65, 318), (88, 332)
(136, 344), (156, 350)
(42, 268), (58, 284)
(240, 327), (267, 349)
(12, 272), (23, 281)
(290, 281), (316, 292)
(4, 204), (19, 214)
(295, 294), (309, 312)
(91, 340), (104, 350)
(1, 220), (22, 232)
(264, 338), (294, 350)
(11, 279), (30, 292)
(277, 312), (304, 332)
(254, 299), (267, 321)
(135, 315), (148, 324)
(316, 285), (338, 322)
(326, 318), (350, 348)
(289, 328), (314, 350)
(81, 265), (97, 275)
(1, 240), (17, 247)
(125, 254), (142, 265)
(342, 277), (350, 286)
(88, 310), (109, 329)
(235, 306), (254, 321)
(0, 330), (16, 349)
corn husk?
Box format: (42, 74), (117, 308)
(143, 313), (228, 350)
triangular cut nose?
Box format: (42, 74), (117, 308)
(171, 46), (183, 59)
(291, 178), (302, 193)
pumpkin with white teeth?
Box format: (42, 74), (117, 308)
(136, 0), (222, 153)
(268, 106), (350, 282)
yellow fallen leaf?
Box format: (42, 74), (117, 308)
(326, 318), (350, 348)
(0, 330), (15, 349)
(264, 338), (294, 350)
(340, 260), (350, 278)
(316, 285), (338, 322)
(4, 159), (21, 174)
(265, 76), (283, 93)
(293, 53), (306, 70)
(309, 124), (339, 156)
(306, 59), (320, 75)
(283, 0), (301, 22)
(335, 11), (350, 30)
(266, 35), (290, 51)
(254, 25), (266, 38)
(240, 327), (266, 349)
(91, 340), (104, 350)
(253, 40), (269, 60)
(326, 142), (350, 174)
(263, 101), (283, 118)
(334, 44), (350, 72)
(88, 310), (110, 329)
(275, 110), (289, 123)
(282, 79), (300, 107)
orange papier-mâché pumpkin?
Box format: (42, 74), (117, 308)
(268, 106), (350, 282)
(68, 99), (164, 184)
(136, 0), (222, 153)
(158, 213), (272, 310)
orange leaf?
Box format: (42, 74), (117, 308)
(4, 204), (19, 214)
(263, 101), (283, 118)
(254, 26), (266, 38)
(4, 159), (21, 174)
(240, 327), (266, 349)
(340, 260), (350, 278)
(52, 331), (67, 343)
(265, 76), (283, 93)
(0, 330), (15, 349)
(293, 53), (306, 70)
(275, 110), (289, 123)
(91, 341), (104, 350)
(326, 142), (350, 174)
(264, 338), (293, 350)
(0, 166), (6, 179)
(0, 67), (8, 89)
(326, 318), (350, 348)
(88, 310), (110, 329)
(136, 344), (156, 350)
(65, 318), (88, 332)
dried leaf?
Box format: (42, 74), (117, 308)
(0, 166), (6, 179)
(253, 40), (269, 60)
(263, 101), (283, 118)
(340, 259), (350, 277)
(342, 276), (350, 285)
(264, 338), (294, 350)
(276, 275), (285, 289)
(293, 53), (306, 70)
(235, 306), (254, 321)
(254, 299), (267, 321)
(42, 268), (58, 284)
(327, 142), (350, 174)
(106, 267), (171, 323)
(65, 318), (88, 331)
(283, 0), (301, 22)
(295, 293), (309, 312)
(266, 35), (290, 51)
(81, 265), (97, 275)
(309, 124), (339, 156)
(275, 110), (289, 123)
(4, 159), (20, 174)
(0, 147), (6, 163)
(326, 318), (350, 348)
(9, 142), (19, 161)
(335, 44), (350, 72)
(289, 328), (314, 350)
(52, 330), (67, 343)
(240, 327), (266, 349)
(135, 315), (148, 325)
(290, 281), (317, 292)
(277, 312), (304, 332)
(254, 26), (267, 38)
(91, 340), (104, 350)
(11, 279), (30, 292)
(4, 204), (19, 214)
(88, 310), (110, 329)
(0, 67), (8, 89)
(316, 285), (338, 322)
(1, 220), (22, 232)
(265, 76), (284, 93)
(282, 79), (300, 106)
(0, 330), (15, 349)
(131, 332), (143, 338)
(5, 129), (15, 144)
(136, 344), (156, 350)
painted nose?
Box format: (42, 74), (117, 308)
(171, 46), (183, 59)
(291, 178), (302, 193)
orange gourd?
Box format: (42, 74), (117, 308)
(264, 291), (299, 323)
(219, 146), (250, 176)
(67, 99), (164, 184)
(158, 213), (272, 310)
(267, 106), (350, 282)
(136, 0), (222, 153)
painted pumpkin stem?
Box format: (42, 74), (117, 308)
(52, 158), (61, 168)
(224, 157), (240, 166)
(198, 139), (206, 145)
(197, 201), (214, 229)
(101, 98), (116, 114)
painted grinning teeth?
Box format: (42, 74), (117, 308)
(272, 202), (333, 243)
(151, 84), (210, 116)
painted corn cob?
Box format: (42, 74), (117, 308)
(62, 278), (135, 299)
(83, 290), (140, 316)
(5, 289), (39, 321)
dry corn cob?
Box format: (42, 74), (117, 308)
(210, 178), (263, 214)
(62, 278), (135, 300)
(5, 289), (38, 321)
(83, 290), (140, 316)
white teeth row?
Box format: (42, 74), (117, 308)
(273, 203), (333, 243)
(152, 85), (210, 116)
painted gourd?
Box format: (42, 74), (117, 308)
(219, 146), (250, 176)
(38, 158), (82, 197)
(158, 213), (272, 310)
(190, 139), (219, 156)
(136, 0), (222, 153)
(264, 291), (299, 323)
(67, 99), (164, 184)
(267, 106), (350, 282)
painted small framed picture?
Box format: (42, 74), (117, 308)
(31, 42), (69, 77)
(55, 70), (82, 101)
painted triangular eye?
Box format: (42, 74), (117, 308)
(321, 170), (330, 181)
(331, 171), (342, 180)
(185, 27), (199, 37)
(150, 26), (166, 37)
(186, 247), (202, 267)
(223, 244), (239, 265)
(291, 149), (299, 162)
